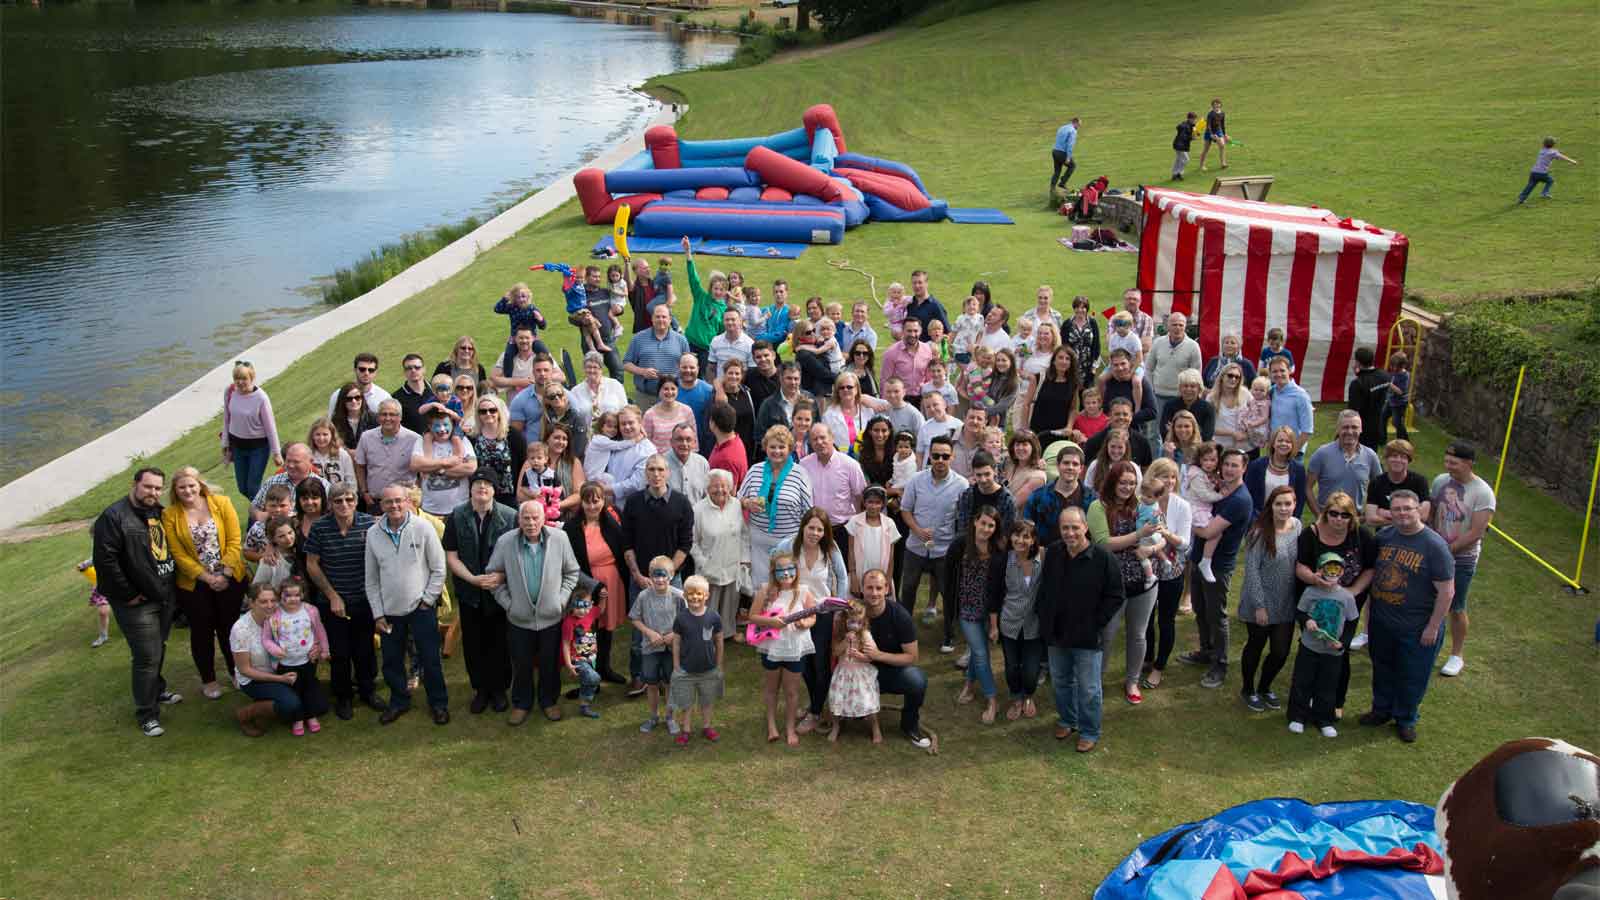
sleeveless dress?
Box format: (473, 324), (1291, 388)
(759, 588), (815, 663)
(828, 628), (880, 717)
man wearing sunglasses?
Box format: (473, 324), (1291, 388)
(393, 353), (432, 434)
(899, 435), (969, 640)
(326, 352), (392, 420)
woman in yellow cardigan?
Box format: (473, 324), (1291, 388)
(163, 466), (249, 700)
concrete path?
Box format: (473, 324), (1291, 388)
(0, 105), (678, 530)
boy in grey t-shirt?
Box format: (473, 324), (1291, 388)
(628, 555), (685, 735)
(1286, 553), (1360, 737)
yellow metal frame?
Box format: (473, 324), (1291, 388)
(1484, 364), (1597, 592)
(1383, 315), (1425, 429)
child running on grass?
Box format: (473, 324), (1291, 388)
(561, 578), (603, 719)
(1517, 136), (1579, 204)
(76, 558), (111, 648)
(670, 575), (724, 745)
(629, 556), (684, 736)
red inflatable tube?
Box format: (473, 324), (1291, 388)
(760, 187), (794, 202)
(575, 168), (611, 223)
(645, 125), (681, 169)
(695, 186), (730, 201)
(833, 167), (931, 212)
(591, 193), (662, 226)
(745, 145), (842, 202)
(803, 104), (846, 154)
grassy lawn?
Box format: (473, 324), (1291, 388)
(5, 0), (1598, 896)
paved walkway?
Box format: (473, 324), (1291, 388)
(0, 106), (679, 531)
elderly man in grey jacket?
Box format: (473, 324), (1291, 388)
(365, 484), (449, 725)
(487, 499), (581, 725)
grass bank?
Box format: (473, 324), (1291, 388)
(319, 215), (486, 305)
(4, 1), (1598, 896)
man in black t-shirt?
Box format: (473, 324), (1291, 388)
(858, 570), (931, 749)
(1363, 439), (1431, 528)
(1179, 449), (1255, 689)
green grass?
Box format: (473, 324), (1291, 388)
(5, 1), (1599, 896)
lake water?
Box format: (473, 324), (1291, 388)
(0, 3), (733, 484)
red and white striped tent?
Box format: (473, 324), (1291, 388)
(1136, 188), (1409, 402)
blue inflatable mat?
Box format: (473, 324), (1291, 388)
(946, 207), (1015, 224)
(591, 235), (807, 260)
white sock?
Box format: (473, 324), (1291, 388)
(1198, 558), (1216, 583)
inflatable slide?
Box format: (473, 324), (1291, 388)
(574, 105), (953, 245)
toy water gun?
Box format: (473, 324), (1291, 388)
(77, 558), (97, 586)
(531, 262), (573, 276)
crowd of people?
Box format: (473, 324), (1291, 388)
(91, 250), (1492, 754)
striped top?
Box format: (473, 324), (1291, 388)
(737, 462), (813, 539)
(303, 513), (375, 606)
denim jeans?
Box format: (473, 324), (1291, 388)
(111, 597), (175, 723)
(573, 660), (601, 703)
(874, 664), (927, 736)
(379, 604), (448, 711)
(1450, 562), (1475, 614)
(999, 633), (1043, 698)
(1367, 621), (1442, 727)
(242, 679), (303, 722)
(959, 619), (997, 698)
(231, 443), (272, 503)
(1378, 404), (1409, 442)
(1047, 646), (1103, 742)
(1518, 170), (1554, 202)
(1101, 584), (1157, 687)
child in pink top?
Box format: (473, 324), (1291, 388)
(261, 578), (331, 736)
(882, 282), (911, 340)
(641, 378), (698, 454)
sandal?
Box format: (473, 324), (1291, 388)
(1005, 701), (1023, 721)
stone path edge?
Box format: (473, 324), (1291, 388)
(0, 106), (679, 530)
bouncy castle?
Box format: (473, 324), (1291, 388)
(574, 104), (948, 245)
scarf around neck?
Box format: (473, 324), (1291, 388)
(759, 456), (795, 533)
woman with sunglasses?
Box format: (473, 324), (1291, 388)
(822, 372), (889, 453)
(843, 339), (879, 397)
(221, 360), (282, 501)
(452, 376), (481, 437)
(1294, 489), (1376, 719)
(470, 394), (526, 509)
(1209, 362), (1254, 454)
(434, 335), (488, 387)
(333, 381), (378, 451)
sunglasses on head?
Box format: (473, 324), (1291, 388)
(234, 359), (252, 367)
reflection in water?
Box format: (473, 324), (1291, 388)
(0, 4), (733, 484)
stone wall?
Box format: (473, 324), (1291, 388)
(1414, 320), (1600, 509)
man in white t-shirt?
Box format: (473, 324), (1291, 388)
(1428, 441), (1495, 678)
(408, 410), (477, 516)
(915, 393), (962, 462)
(708, 308), (755, 379)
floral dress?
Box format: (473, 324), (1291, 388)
(828, 626), (880, 717)
(472, 433), (515, 502)
(191, 518), (222, 575)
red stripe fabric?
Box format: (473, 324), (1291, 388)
(1322, 236), (1367, 400)
(1171, 217), (1200, 316)
(1243, 226), (1274, 363)
(1375, 237), (1409, 366)
(1284, 232), (1319, 374)
(1199, 218), (1228, 358)
(1200, 864), (1251, 900)
(1137, 195), (1164, 305)
(1240, 844), (1443, 894)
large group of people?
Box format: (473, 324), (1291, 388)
(92, 251), (1493, 754)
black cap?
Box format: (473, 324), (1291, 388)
(1444, 440), (1477, 462)
(469, 467), (497, 486)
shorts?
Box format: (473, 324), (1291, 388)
(760, 655), (806, 674)
(669, 668), (724, 708)
(1205, 132), (1226, 144)
(88, 590), (109, 608)
(639, 651), (673, 685)
(1451, 561), (1475, 613)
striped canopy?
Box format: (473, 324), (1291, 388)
(1136, 189), (1409, 402)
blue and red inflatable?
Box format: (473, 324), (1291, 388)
(574, 104), (949, 245)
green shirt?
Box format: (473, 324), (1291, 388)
(518, 532), (547, 609)
(683, 257), (727, 352)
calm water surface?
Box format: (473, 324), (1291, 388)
(0, 4), (732, 484)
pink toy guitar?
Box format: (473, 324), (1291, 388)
(746, 596), (850, 645)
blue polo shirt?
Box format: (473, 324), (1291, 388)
(508, 384), (543, 439)
(622, 327), (690, 397)
(1053, 123), (1078, 155)
(1269, 381), (1315, 443)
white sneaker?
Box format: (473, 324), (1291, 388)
(1319, 725), (1339, 738)
(158, 690), (183, 705)
(141, 719), (165, 737)
(1349, 632), (1369, 650)
(1287, 721), (1305, 734)
(921, 607), (939, 624)
(91, 634), (109, 648)
(1440, 655), (1465, 677)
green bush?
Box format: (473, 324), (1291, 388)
(320, 216), (484, 305)
(1446, 288), (1600, 426)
